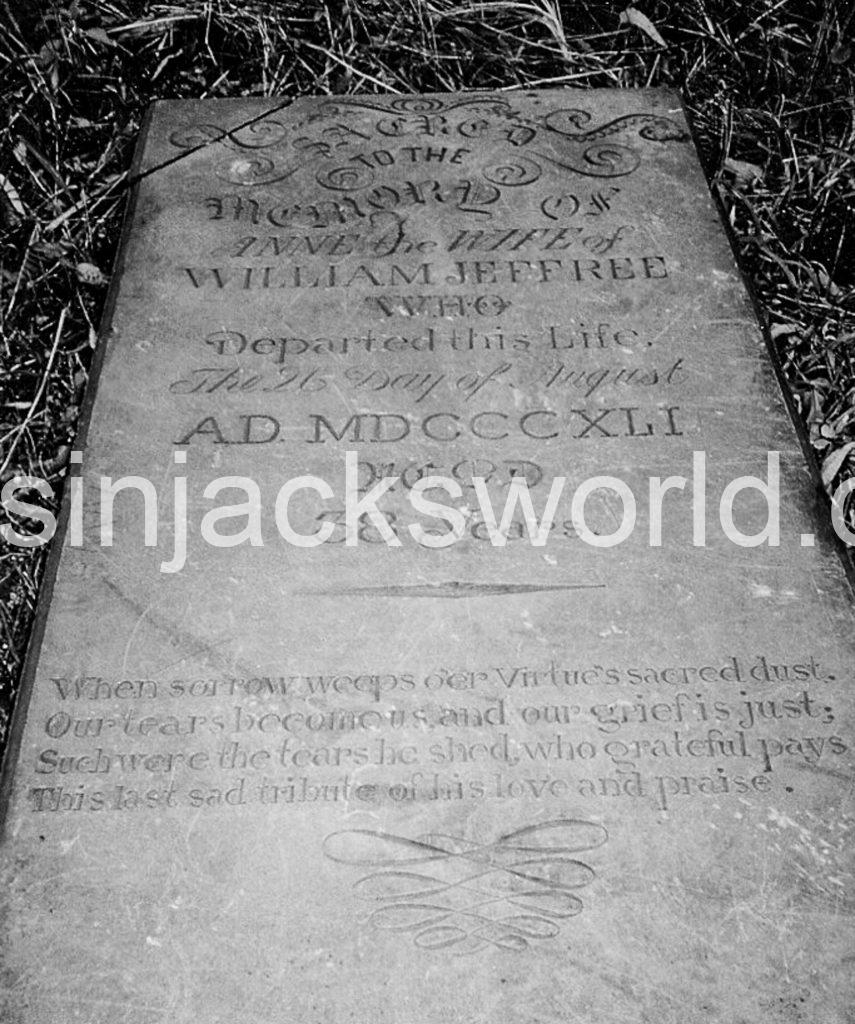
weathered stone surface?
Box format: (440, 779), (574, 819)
(1, 90), (853, 1024)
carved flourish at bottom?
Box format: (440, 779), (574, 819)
(323, 819), (608, 953)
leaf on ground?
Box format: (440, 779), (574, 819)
(769, 322), (798, 341)
(83, 28), (115, 46)
(826, 406), (855, 436)
(806, 390), (825, 426)
(724, 157), (764, 187)
(40, 446), (71, 477)
(34, 39), (62, 69)
(830, 43), (852, 65)
(75, 262), (108, 286)
(619, 8), (666, 48)
(822, 441), (855, 489)
(0, 173), (26, 225)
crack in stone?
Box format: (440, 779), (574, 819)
(129, 95), (297, 186)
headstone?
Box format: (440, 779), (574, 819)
(2, 90), (853, 1023)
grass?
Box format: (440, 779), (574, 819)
(1, 0), (853, 749)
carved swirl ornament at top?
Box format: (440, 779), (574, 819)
(533, 108), (689, 178)
(308, 94), (516, 120)
(168, 118), (288, 151)
(543, 109), (688, 143)
(167, 102), (688, 190)
(168, 117), (297, 186)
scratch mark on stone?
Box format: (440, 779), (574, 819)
(301, 580), (606, 599)
(790, 760), (855, 786)
(100, 577), (249, 677)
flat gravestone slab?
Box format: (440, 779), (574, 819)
(2, 90), (854, 1024)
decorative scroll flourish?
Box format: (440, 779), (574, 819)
(315, 163), (376, 191)
(544, 109), (688, 144)
(524, 108), (689, 179)
(311, 94), (515, 118)
(534, 144), (640, 179)
(388, 96), (446, 113)
(169, 118), (294, 185)
(168, 103), (687, 191)
(225, 119), (289, 148)
(168, 123), (225, 149)
(324, 820), (608, 954)
(392, 96), (513, 116)
(169, 118), (288, 152)
(215, 155), (298, 187)
(482, 156), (542, 187)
